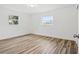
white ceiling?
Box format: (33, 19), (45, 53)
(0, 4), (76, 14)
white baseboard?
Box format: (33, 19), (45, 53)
(0, 33), (30, 40)
(0, 32), (76, 42)
(33, 33), (76, 41)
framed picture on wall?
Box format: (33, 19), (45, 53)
(9, 15), (19, 25)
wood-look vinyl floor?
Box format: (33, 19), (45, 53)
(0, 34), (78, 54)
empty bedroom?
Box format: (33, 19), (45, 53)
(0, 4), (78, 54)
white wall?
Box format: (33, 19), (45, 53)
(0, 6), (31, 40)
(31, 6), (78, 40)
(77, 5), (79, 48)
(0, 5), (77, 41)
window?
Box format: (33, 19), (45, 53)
(41, 16), (53, 25)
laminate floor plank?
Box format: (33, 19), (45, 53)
(0, 34), (78, 54)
